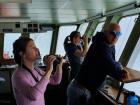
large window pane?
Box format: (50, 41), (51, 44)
(4, 33), (21, 59)
(115, 15), (138, 61)
(93, 22), (105, 36)
(88, 22), (105, 46)
(78, 22), (89, 35)
(30, 31), (53, 59)
(124, 37), (140, 96)
(56, 26), (77, 56)
(127, 37), (140, 70)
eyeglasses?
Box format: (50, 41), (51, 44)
(110, 31), (122, 37)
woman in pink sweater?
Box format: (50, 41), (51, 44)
(12, 37), (64, 105)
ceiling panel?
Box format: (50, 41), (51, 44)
(0, 0), (137, 24)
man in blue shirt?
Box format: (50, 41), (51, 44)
(67, 23), (128, 105)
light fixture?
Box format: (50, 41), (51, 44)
(0, 17), (31, 22)
(0, 0), (31, 3)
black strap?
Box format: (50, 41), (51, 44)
(22, 64), (39, 82)
(34, 67), (44, 76)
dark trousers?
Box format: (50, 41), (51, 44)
(70, 63), (81, 81)
(67, 79), (97, 105)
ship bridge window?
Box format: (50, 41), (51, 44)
(126, 37), (140, 96)
(4, 33), (21, 59)
(88, 22), (105, 46)
(30, 31), (53, 59)
(93, 22), (105, 36)
(56, 25), (77, 56)
(78, 22), (89, 35)
(115, 15), (138, 61)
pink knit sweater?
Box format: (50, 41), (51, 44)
(12, 67), (62, 105)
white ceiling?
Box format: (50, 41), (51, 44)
(0, 0), (139, 24)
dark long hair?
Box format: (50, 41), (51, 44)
(64, 31), (80, 44)
(69, 31), (80, 42)
(13, 37), (33, 65)
(63, 31), (80, 50)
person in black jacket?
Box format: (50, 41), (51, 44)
(67, 23), (128, 105)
